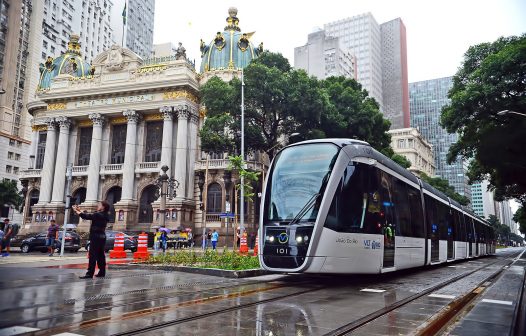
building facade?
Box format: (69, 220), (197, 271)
(294, 30), (356, 80)
(324, 13), (410, 129)
(387, 127), (435, 177)
(0, 0), (32, 222)
(19, 8), (264, 246)
(111, 0), (155, 58)
(409, 76), (471, 201)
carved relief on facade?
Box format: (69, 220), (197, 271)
(136, 173), (159, 198)
(101, 175), (122, 198)
(71, 177), (87, 194)
(105, 45), (124, 71)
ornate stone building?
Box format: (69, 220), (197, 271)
(20, 8), (265, 244)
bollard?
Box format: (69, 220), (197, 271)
(133, 232), (150, 260)
(239, 231), (248, 255)
(253, 233), (259, 256)
(109, 233), (127, 258)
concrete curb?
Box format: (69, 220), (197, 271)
(109, 263), (271, 278)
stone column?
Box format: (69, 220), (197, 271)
(29, 125), (39, 163)
(121, 110), (140, 201)
(84, 113), (105, 204)
(37, 118), (58, 205)
(187, 111), (199, 200)
(175, 105), (189, 199)
(50, 116), (72, 204)
(160, 106), (174, 171)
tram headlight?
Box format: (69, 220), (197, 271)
(266, 235), (274, 243)
(296, 236), (303, 243)
(304, 235), (309, 242)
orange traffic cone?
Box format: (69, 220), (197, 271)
(109, 233), (127, 258)
(253, 234), (259, 256)
(239, 232), (248, 255)
(133, 232), (150, 260)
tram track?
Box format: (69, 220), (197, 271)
(323, 249), (524, 336)
(30, 277), (324, 336)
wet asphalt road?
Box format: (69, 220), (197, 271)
(0, 247), (523, 336)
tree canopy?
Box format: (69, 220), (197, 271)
(200, 52), (394, 161)
(420, 173), (470, 206)
(0, 180), (23, 212)
(440, 34), (526, 215)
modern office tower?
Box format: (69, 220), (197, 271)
(0, 0), (31, 221)
(325, 13), (383, 111)
(409, 76), (471, 200)
(42, 0), (115, 63)
(324, 13), (410, 129)
(112, 0), (155, 58)
(380, 18), (409, 129)
(387, 127), (435, 177)
(294, 30), (357, 80)
(471, 181), (497, 219)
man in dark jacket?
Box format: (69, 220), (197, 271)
(73, 201), (110, 279)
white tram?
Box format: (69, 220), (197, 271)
(259, 139), (495, 274)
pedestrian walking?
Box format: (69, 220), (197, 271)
(211, 229), (219, 250)
(153, 228), (161, 254)
(160, 230), (168, 253)
(207, 230), (212, 249)
(1, 219), (19, 257)
(73, 201), (109, 279)
(46, 219), (60, 256)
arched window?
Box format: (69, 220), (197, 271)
(69, 188), (86, 224)
(28, 189), (40, 217)
(106, 186), (122, 223)
(207, 183), (222, 213)
(139, 185), (158, 223)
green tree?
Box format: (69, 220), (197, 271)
(513, 207), (526, 235)
(200, 52), (327, 159)
(420, 173), (470, 206)
(318, 76), (392, 155)
(391, 154), (412, 169)
(441, 34), (526, 218)
(0, 180), (23, 212)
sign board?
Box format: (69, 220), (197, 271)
(225, 201), (231, 213)
(219, 212), (235, 218)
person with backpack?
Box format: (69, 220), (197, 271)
(73, 201), (110, 279)
(1, 219), (19, 257)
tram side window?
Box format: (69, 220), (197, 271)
(324, 164), (382, 234)
(407, 186), (425, 238)
(392, 178), (413, 237)
(437, 202), (450, 240)
(465, 216), (474, 242)
(453, 210), (466, 241)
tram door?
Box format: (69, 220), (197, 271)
(378, 170), (395, 269)
(430, 223), (439, 262)
(467, 218), (473, 257)
(447, 224), (454, 260)
(475, 224), (479, 256)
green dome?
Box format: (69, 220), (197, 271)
(200, 7), (263, 73)
(38, 34), (91, 90)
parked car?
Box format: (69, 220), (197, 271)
(85, 230), (137, 253)
(20, 231), (81, 253)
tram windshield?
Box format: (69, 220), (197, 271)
(264, 143), (339, 224)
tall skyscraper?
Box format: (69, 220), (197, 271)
(112, 0), (155, 58)
(380, 18), (409, 129)
(0, 0), (32, 221)
(409, 76), (471, 200)
(42, 0), (115, 63)
(324, 13), (409, 129)
(471, 181), (497, 219)
(294, 30), (356, 80)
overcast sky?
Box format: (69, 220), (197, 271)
(153, 0), (525, 83)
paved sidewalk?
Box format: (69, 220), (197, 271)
(0, 254), (87, 266)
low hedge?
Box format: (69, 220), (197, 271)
(146, 248), (260, 270)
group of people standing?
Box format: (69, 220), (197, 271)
(153, 228), (194, 254)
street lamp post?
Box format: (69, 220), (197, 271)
(497, 110), (526, 117)
(240, 69), (245, 235)
(155, 165), (179, 229)
(60, 164), (73, 257)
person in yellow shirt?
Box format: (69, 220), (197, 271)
(153, 228), (161, 254)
